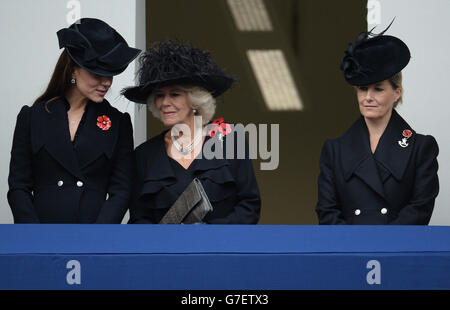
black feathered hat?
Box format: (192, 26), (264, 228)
(57, 18), (141, 77)
(122, 40), (236, 103)
(340, 20), (410, 86)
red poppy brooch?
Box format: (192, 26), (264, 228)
(209, 117), (232, 141)
(97, 115), (111, 131)
(398, 129), (412, 148)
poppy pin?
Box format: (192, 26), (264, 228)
(97, 115), (111, 131)
(209, 117), (232, 141)
(402, 129), (412, 139)
(398, 129), (412, 148)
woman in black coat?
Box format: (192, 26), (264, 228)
(315, 25), (439, 225)
(122, 40), (261, 224)
(8, 18), (141, 223)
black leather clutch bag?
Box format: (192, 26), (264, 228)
(159, 178), (213, 224)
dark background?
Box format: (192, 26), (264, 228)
(144, 0), (365, 224)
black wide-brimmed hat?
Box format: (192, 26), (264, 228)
(122, 40), (236, 103)
(57, 18), (141, 76)
(340, 21), (410, 86)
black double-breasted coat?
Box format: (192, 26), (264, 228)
(315, 109), (439, 225)
(8, 98), (134, 223)
(128, 130), (261, 224)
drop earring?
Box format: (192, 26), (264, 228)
(193, 108), (197, 115)
(71, 78), (76, 84)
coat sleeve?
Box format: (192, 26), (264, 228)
(315, 140), (347, 225)
(95, 112), (134, 223)
(206, 139), (261, 224)
(7, 105), (40, 223)
(389, 135), (439, 225)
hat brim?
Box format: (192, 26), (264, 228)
(66, 47), (141, 77)
(122, 75), (235, 104)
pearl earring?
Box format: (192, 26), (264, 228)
(71, 78), (76, 84)
(193, 108), (197, 114)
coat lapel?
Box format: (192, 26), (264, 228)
(373, 109), (415, 182)
(194, 134), (230, 172)
(340, 116), (386, 199)
(76, 100), (118, 169)
(353, 156), (386, 198)
(43, 98), (84, 180)
(143, 131), (176, 181)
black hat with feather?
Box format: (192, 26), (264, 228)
(340, 19), (411, 86)
(122, 40), (235, 103)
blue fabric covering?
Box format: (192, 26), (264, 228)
(1, 225), (450, 289)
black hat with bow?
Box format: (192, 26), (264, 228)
(340, 20), (411, 86)
(122, 39), (235, 103)
(57, 18), (141, 76)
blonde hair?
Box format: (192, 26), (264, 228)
(388, 71), (403, 108)
(147, 85), (216, 125)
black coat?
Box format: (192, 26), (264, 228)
(8, 98), (134, 223)
(128, 131), (261, 224)
(316, 109), (439, 225)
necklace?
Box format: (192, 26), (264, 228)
(171, 127), (203, 154)
(69, 120), (77, 126)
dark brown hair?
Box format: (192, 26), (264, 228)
(33, 50), (76, 108)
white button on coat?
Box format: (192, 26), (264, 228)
(76, 181), (84, 187)
(354, 209), (361, 216)
(57, 180), (64, 187)
(381, 208), (388, 215)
